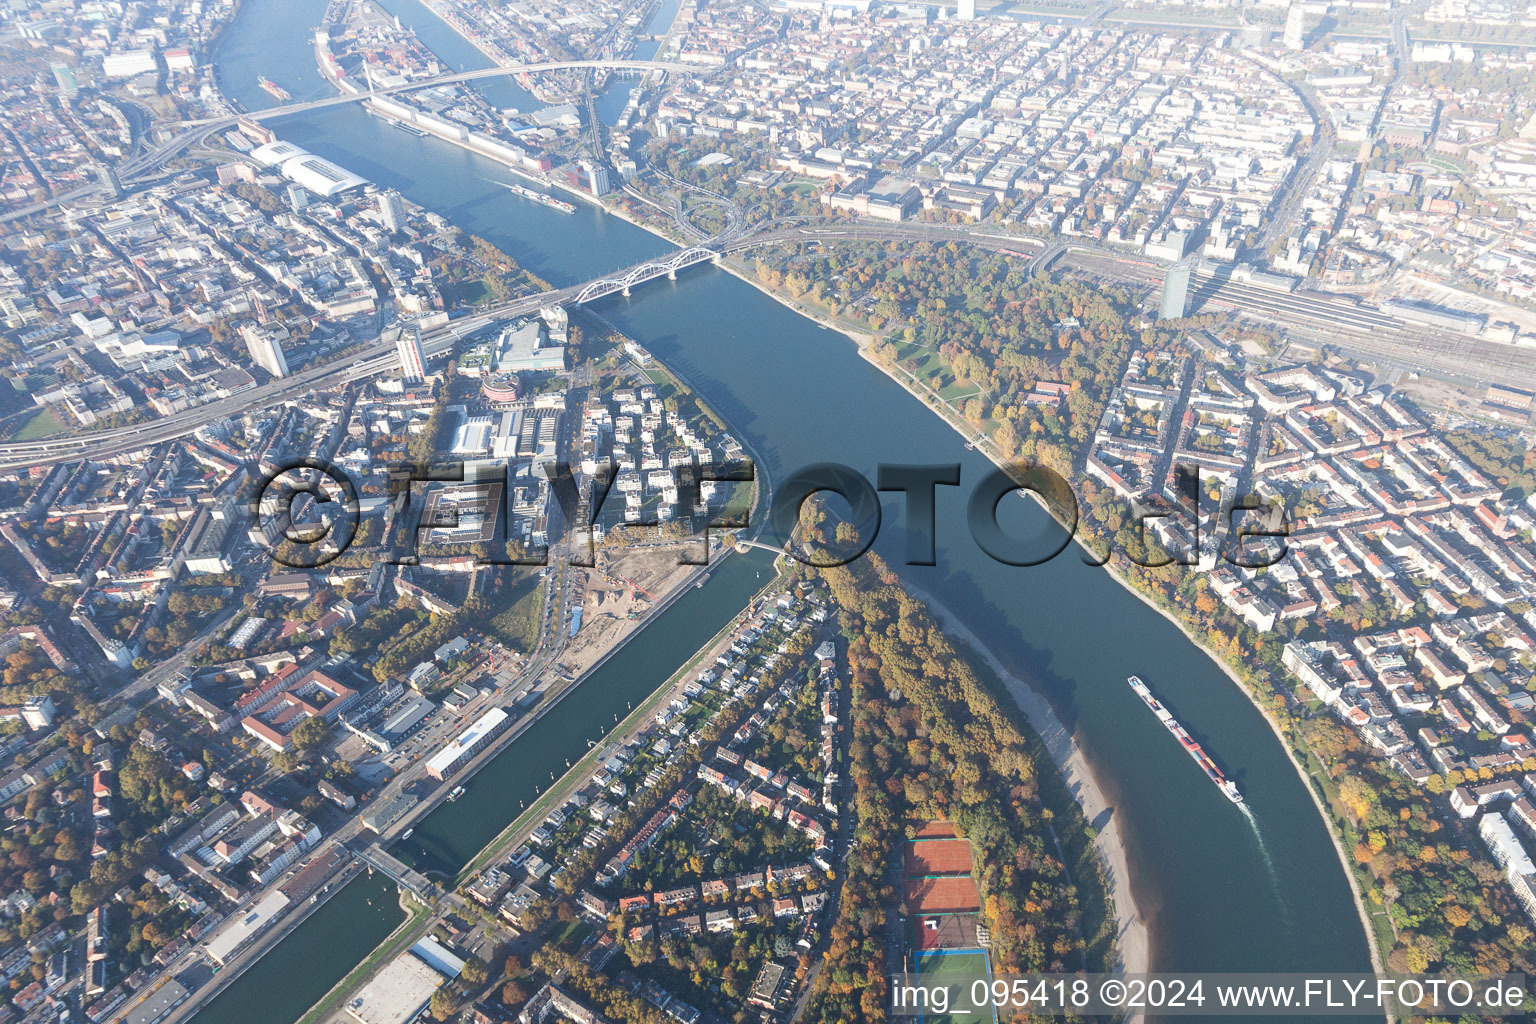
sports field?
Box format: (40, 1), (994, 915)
(915, 913), (973, 951)
(905, 837), (974, 875)
(905, 875), (982, 914)
(912, 947), (997, 1024)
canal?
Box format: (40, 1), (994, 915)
(191, 871), (403, 1024)
(201, 1), (1376, 1020)
(391, 547), (778, 875)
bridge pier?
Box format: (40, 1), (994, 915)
(621, 284), (631, 297)
(667, 269), (677, 281)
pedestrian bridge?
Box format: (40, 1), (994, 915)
(733, 539), (788, 557)
(573, 247), (719, 303)
(357, 844), (436, 899)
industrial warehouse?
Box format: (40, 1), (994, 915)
(425, 707), (512, 781)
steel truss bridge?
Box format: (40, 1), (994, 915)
(572, 246), (719, 303)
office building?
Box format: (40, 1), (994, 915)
(583, 161), (611, 197)
(957, 0), (976, 20)
(425, 707), (511, 780)
(51, 62), (77, 98)
(96, 165), (121, 198)
(0, 290), (42, 328)
(1240, 23), (1270, 48)
(1284, 5), (1307, 50)
(1159, 264), (1192, 320)
(287, 184), (311, 212)
(397, 324), (427, 383)
(242, 322), (290, 378)
(379, 189), (405, 232)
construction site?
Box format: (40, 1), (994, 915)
(557, 546), (704, 677)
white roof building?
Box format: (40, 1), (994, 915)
(451, 415), (494, 455)
(1480, 811), (1536, 879)
(282, 154), (369, 196)
(494, 318), (565, 373)
(204, 891), (291, 965)
(250, 140), (369, 196)
(424, 706), (510, 779)
(345, 951), (445, 1024)
(410, 936), (465, 978)
(251, 140), (308, 166)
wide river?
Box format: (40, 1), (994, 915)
(198, 2), (1374, 1021)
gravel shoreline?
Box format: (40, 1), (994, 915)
(575, 215), (1379, 991)
(904, 582), (1152, 988)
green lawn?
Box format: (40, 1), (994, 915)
(11, 406), (69, 441)
(553, 916), (592, 948)
(891, 341), (962, 395)
(487, 570), (545, 654)
(912, 948), (995, 1024)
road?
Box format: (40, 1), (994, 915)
(5, 217), (1531, 469)
(1254, 75), (1335, 255)
(124, 605), (244, 704)
(0, 59), (694, 224)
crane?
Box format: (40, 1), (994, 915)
(603, 570), (657, 601)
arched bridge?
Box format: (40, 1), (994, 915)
(573, 247), (719, 303)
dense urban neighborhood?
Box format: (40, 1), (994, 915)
(1, 0), (1536, 1020)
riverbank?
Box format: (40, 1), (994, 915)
(589, 212), (1167, 976)
(454, 558), (787, 882)
(678, 232), (1388, 984)
(385, 551), (722, 862)
(1116, 577), (1389, 979)
(905, 582), (1150, 983)
(606, 223), (1163, 979)
(292, 888), (432, 1024)
(378, 0), (514, 77)
(211, 0), (1379, 982)
(179, 866), (401, 1024)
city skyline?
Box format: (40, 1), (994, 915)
(0, 1), (1534, 1024)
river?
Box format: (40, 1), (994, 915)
(202, 1), (1375, 1020)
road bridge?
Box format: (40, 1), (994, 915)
(572, 246), (719, 302)
(184, 59), (694, 127)
(356, 844), (437, 899)
(0, 59), (694, 223)
(4, 220), (1533, 471)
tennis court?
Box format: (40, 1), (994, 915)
(912, 947), (997, 1024)
(905, 875), (981, 914)
(905, 837), (974, 876)
(914, 913), (974, 951)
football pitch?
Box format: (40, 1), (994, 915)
(911, 947), (997, 1024)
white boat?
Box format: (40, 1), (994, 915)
(494, 179), (577, 214)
